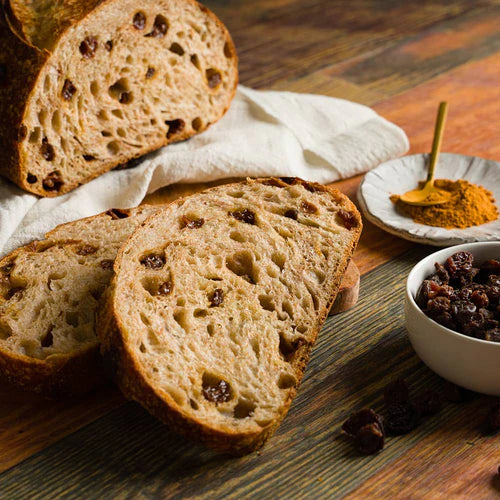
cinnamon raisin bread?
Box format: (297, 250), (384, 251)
(0, 0), (237, 196)
(98, 178), (362, 455)
(0, 205), (159, 396)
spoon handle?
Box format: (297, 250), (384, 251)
(427, 101), (448, 183)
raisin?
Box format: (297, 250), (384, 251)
(156, 281), (172, 296)
(206, 68), (222, 89)
(427, 296), (451, 314)
(414, 390), (442, 416)
(76, 245), (98, 256)
(166, 119), (185, 139)
(385, 402), (419, 435)
(41, 138), (55, 161)
(100, 259), (114, 270)
(280, 177), (296, 185)
(456, 268), (480, 287)
(145, 15), (168, 38)
(119, 92), (131, 104)
(446, 251), (474, 277)
(181, 216), (205, 229)
(485, 328), (500, 342)
(471, 290), (489, 308)
(62, 79), (77, 101)
(428, 311), (457, 330)
(416, 280), (433, 309)
(301, 201), (318, 214)
(338, 209), (357, 229)
(342, 408), (384, 437)
(146, 67), (155, 79)
(229, 209), (256, 225)
(133, 12), (146, 30)
(384, 378), (409, 406)
(105, 40), (113, 51)
(431, 262), (449, 285)
(140, 254), (165, 269)
(106, 208), (130, 219)
(210, 288), (224, 307)
(27, 174), (37, 184)
(41, 327), (54, 348)
(355, 423), (385, 455)
(484, 403), (500, 434)
(42, 171), (64, 191)
(0, 63), (7, 86)
(451, 300), (477, 324)
(79, 36), (98, 58)
(83, 154), (95, 161)
(7, 287), (24, 299)
(284, 209), (298, 220)
(202, 379), (231, 403)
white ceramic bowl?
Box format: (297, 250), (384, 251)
(405, 241), (500, 395)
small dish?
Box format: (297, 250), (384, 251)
(405, 241), (500, 396)
(358, 153), (500, 246)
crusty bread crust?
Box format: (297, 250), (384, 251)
(98, 177), (362, 455)
(0, 0), (238, 196)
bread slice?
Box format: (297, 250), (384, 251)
(0, 0), (238, 196)
(0, 205), (159, 397)
(98, 178), (362, 454)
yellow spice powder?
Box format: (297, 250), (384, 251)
(390, 179), (498, 229)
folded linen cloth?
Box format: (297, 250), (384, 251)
(0, 85), (408, 257)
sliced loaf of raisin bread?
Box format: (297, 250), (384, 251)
(98, 178), (362, 455)
(0, 0), (237, 196)
(0, 205), (159, 396)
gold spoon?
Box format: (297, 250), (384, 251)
(399, 101), (451, 206)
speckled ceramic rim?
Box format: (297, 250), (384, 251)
(406, 241), (500, 347)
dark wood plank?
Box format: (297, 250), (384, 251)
(2, 247), (497, 499)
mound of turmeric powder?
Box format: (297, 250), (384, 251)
(390, 179), (498, 229)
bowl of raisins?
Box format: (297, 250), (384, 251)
(406, 242), (500, 395)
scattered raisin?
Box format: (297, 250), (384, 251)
(41, 138), (55, 161)
(230, 209), (256, 225)
(203, 379), (231, 403)
(206, 68), (222, 89)
(301, 201), (318, 214)
(140, 254), (165, 269)
(414, 390), (442, 416)
(156, 281), (172, 296)
(385, 402), (419, 435)
(146, 15), (168, 38)
(105, 40), (113, 51)
(166, 119), (185, 139)
(146, 67), (155, 79)
(76, 245), (98, 256)
(27, 173), (37, 184)
(41, 327), (54, 348)
(181, 216), (205, 229)
(342, 408), (384, 437)
(100, 260), (114, 270)
(355, 423), (385, 455)
(338, 209), (357, 229)
(284, 209), (298, 220)
(79, 36), (98, 58)
(42, 171), (64, 191)
(62, 79), (77, 101)
(384, 378), (409, 406)
(210, 288), (224, 307)
(133, 12), (146, 30)
(7, 287), (24, 299)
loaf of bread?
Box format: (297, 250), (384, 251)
(0, 0), (238, 196)
(98, 178), (362, 454)
(0, 205), (159, 396)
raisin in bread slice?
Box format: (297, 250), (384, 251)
(0, 0), (237, 196)
(0, 205), (159, 397)
(98, 178), (362, 455)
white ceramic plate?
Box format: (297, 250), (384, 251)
(357, 153), (500, 246)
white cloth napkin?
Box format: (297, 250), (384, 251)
(0, 85), (408, 257)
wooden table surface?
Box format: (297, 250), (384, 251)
(1, 1), (500, 498)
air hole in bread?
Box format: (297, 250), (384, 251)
(266, 265), (278, 279)
(140, 312), (151, 326)
(177, 297), (186, 307)
(166, 119), (185, 139)
(281, 300), (294, 320)
(166, 386), (185, 406)
(41, 326), (54, 348)
(206, 323), (215, 336)
(229, 231), (246, 243)
(90, 81), (99, 96)
(98, 110), (109, 122)
(169, 43), (185, 56)
(224, 42), (233, 58)
(90, 288), (103, 301)
(202, 372), (232, 403)
(109, 78), (130, 102)
(111, 109), (124, 119)
(190, 398), (199, 410)
(271, 253), (286, 271)
(21, 340), (40, 358)
(65, 311), (79, 328)
(277, 227), (293, 240)
(258, 295), (275, 313)
(305, 284), (320, 311)
(105, 40), (113, 51)
(250, 337), (260, 358)
(321, 247), (329, 260)
(29, 127), (41, 144)
(228, 191), (244, 199)
(47, 271), (66, 291)
(192, 117), (202, 131)
(314, 270), (326, 284)
(234, 398), (257, 419)
(190, 54), (201, 70)
(107, 141), (120, 155)
(0, 319), (12, 340)
(278, 332), (301, 362)
(278, 372), (296, 389)
(206, 68), (222, 89)
(139, 343), (147, 353)
(173, 309), (189, 330)
(194, 308), (207, 318)
(147, 329), (160, 346)
(226, 251), (256, 284)
(27, 173), (38, 184)
(117, 128), (126, 138)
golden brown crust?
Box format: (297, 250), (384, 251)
(98, 177), (362, 455)
(0, 0), (238, 197)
